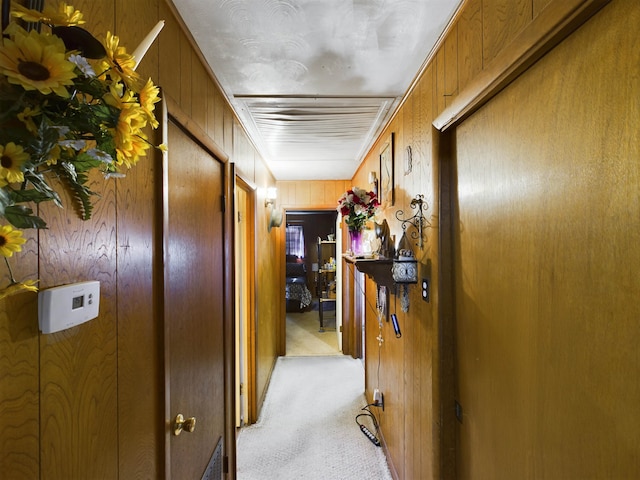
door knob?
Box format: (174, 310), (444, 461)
(173, 413), (196, 435)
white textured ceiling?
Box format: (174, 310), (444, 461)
(170, 0), (461, 180)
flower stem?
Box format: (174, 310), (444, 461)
(4, 257), (17, 284)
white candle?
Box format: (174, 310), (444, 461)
(132, 20), (165, 70)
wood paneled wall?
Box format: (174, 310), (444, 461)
(277, 180), (351, 210)
(454, 0), (639, 477)
(0, 1), (280, 478)
(349, 0), (627, 479)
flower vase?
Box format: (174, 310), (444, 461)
(348, 229), (365, 257)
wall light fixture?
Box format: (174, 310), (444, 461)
(264, 187), (277, 207)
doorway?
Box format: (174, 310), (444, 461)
(284, 210), (342, 355)
(235, 178), (256, 426)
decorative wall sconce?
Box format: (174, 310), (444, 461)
(395, 194), (430, 249)
(268, 208), (283, 232)
(263, 187), (282, 231)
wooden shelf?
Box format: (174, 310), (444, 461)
(343, 255), (395, 288)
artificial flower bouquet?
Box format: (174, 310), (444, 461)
(0, 2), (163, 298)
(336, 186), (380, 232)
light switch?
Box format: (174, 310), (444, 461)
(38, 281), (100, 334)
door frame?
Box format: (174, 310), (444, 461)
(234, 175), (257, 425)
(279, 208), (343, 356)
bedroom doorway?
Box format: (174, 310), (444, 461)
(284, 210), (342, 355)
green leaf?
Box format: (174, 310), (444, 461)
(23, 170), (63, 207)
(58, 163), (96, 221)
(72, 154), (103, 172)
(4, 205), (47, 229)
(9, 188), (56, 205)
(0, 188), (9, 216)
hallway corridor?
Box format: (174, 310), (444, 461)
(236, 356), (391, 479)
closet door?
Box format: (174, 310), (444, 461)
(164, 121), (225, 478)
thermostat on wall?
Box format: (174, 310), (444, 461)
(38, 281), (100, 334)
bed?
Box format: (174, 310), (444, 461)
(285, 259), (312, 312)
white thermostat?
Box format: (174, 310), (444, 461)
(38, 281), (100, 334)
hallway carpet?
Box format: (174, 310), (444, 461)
(236, 356), (392, 480)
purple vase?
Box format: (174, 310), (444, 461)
(348, 229), (364, 256)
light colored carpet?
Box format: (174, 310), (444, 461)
(237, 356), (392, 480)
(286, 307), (340, 356)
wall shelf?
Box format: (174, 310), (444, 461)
(343, 255), (395, 288)
(344, 254), (418, 312)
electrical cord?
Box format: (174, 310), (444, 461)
(348, 264), (390, 447)
(355, 404), (381, 446)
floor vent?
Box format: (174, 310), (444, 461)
(201, 438), (223, 480)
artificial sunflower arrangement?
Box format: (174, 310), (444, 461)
(0, 2), (164, 298)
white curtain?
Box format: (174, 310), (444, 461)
(286, 225), (305, 258)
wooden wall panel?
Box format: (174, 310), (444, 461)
(534, 0), (555, 16)
(454, 0), (639, 477)
(348, 1), (615, 478)
(233, 123), (257, 182)
(224, 108), (235, 154)
(483, 0), (532, 65)
(435, 49), (447, 116)
(179, 33), (192, 116)
(159, 2), (182, 101)
(115, 0), (163, 476)
(38, 172), (119, 479)
(457, 0), (484, 93)
(277, 180), (350, 209)
(0, 0), (278, 477)
(0, 232), (38, 480)
(254, 160), (279, 415)
(191, 55), (209, 128)
(443, 25), (459, 108)
(212, 87), (226, 148)
(34, 5), (118, 479)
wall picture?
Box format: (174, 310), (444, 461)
(379, 132), (395, 207)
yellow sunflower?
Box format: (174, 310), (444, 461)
(138, 78), (160, 128)
(11, 2), (85, 26)
(99, 31), (140, 90)
(17, 106), (41, 134)
(0, 279), (39, 300)
(0, 142), (29, 184)
(0, 27), (77, 96)
(116, 125), (151, 169)
(0, 224), (26, 258)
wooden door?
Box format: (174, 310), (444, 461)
(164, 121), (226, 478)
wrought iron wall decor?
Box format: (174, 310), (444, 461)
(395, 194), (430, 249)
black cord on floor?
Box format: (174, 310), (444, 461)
(355, 404), (381, 446)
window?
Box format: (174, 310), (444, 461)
(286, 225), (305, 258)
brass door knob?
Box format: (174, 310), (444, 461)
(174, 413), (196, 435)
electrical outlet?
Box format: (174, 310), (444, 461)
(373, 389), (384, 410)
(421, 278), (430, 302)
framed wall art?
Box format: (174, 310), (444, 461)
(379, 132), (395, 207)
